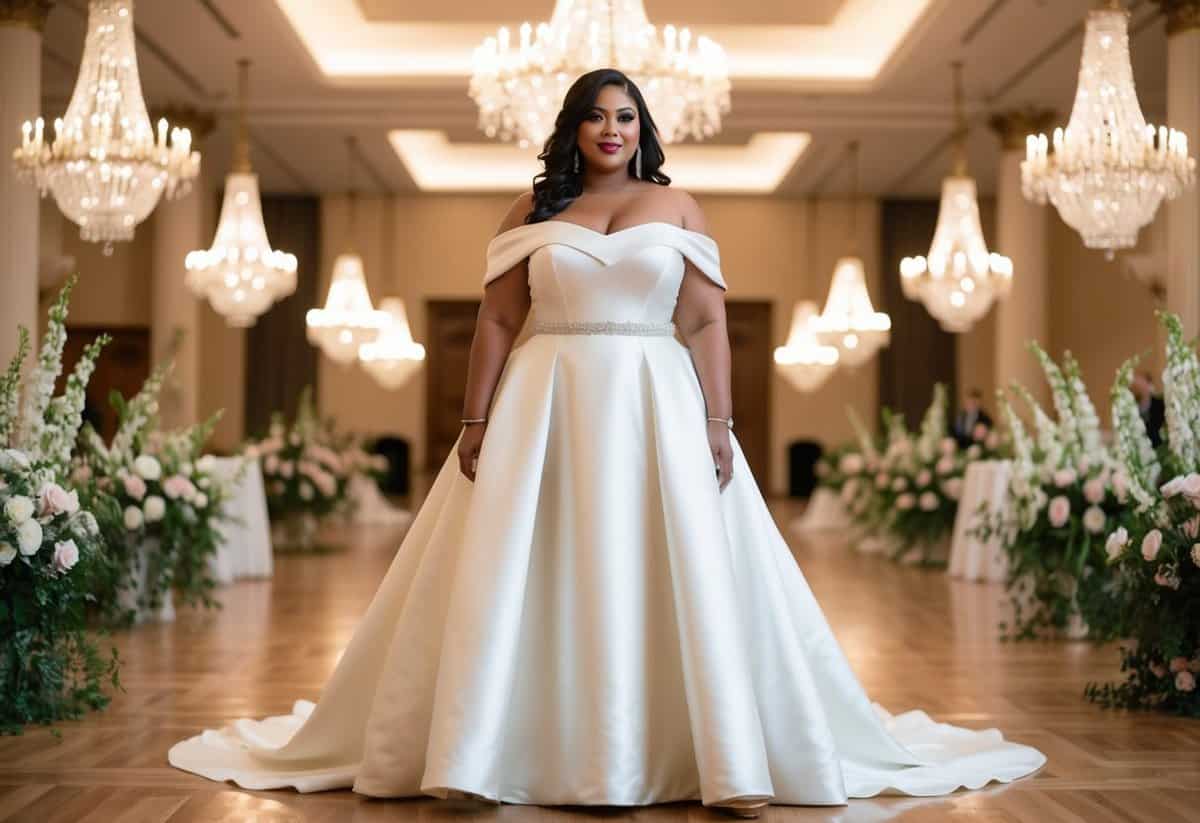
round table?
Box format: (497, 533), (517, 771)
(948, 460), (1011, 583)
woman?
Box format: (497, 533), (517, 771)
(169, 70), (1045, 816)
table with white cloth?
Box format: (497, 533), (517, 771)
(207, 456), (273, 581)
(791, 487), (850, 534)
(948, 459), (1011, 583)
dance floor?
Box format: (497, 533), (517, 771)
(1, 492), (1197, 823)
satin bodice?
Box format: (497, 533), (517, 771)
(483, 221), (726, 326)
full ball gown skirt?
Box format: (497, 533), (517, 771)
(169, 221), (1045, 805)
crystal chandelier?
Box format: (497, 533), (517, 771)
(813, 257), (891, 369)
(359, 298), (427, 390)
(1022, 3), (1195, 256)
(774, 301), (839, 393)
(13, 0), (199, 251)
(185, 60), (296, 327)
(811, 142), (891, 369)
(900, 62), (1013, 333)
(306, 138), (390, 364)
(469, 0), (731, 147)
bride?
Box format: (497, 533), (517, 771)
(168, 69), (1045, 816)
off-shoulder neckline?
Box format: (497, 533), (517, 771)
(490, 219), (715, 245)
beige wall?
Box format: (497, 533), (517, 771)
(316, 194), (880, 495)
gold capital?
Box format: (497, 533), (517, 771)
(0, 0), (53, 31)
(988, 108), (1059, 152)
(1155, 0), (1200, 35)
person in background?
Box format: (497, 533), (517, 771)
(953, 387), (993, 449)
(1132, 370), (1166, 447)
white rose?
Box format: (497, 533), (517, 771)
(196, 455), (217, 474)
(1082, 505), (1106, 535)
(123, 505), (144, 531)
(891, 476), (908, 492)
(181, 461), (194, 477)
(936, 455), (956, 476)
(919, 491), (940, 511)
(896, 493), (916, 510)
(52, 539), (79, 573)
(4, 495), (34, 525)
(1106, 527), (1129, 561)
(143, 495), (166, 523)
(134, 454), (162, 481)
(17, 518), (43, 556)
(942, 477), (964, 500)
(194, 493), (208, 509)
(0, 542), (16, 566)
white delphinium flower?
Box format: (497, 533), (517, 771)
(17, 281), (73, 459)
(1064, 353), (1106, 469)
(1161, 313), (1200, 474)
(1110, 358), (1163, 511)
(109, 364), (170, 466)
(0, 328), (29, 445)
(915, 384), (949, 464)
(40, 334), (108, 471)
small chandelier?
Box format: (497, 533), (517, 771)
(305, 137), (389, 364)
(1022, 2), (1195, 256)
(13, 0), (200, 251)
(812, 142), (891, 368)
(185, 60), (296, 327)
(774, 301), (839, 393)
(359, 298), (427, 390)
(901, 62), (1012, 333)
(469, 0), (730, 147)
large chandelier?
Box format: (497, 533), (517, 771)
(774, 301), (839, 393)
(469, 0), (730, 147)
(359, 298), (427, 390)
(306, 138), (389, 364)
(811, 142), (891, 369)
(1022, 3), (1195, 256)
(13, 0), (199, 251)
(185, 60), (296, 327)
(901, 62), (1012, 333)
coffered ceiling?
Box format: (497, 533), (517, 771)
(36, 0), (1170, 198)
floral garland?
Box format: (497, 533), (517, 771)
(0, 278), (119, 732)
(1089, 312), (1199, 715)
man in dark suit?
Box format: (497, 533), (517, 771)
(953, 388), (993, 449)
(1133, 370), (1166, 448)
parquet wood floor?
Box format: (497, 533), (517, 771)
(2, 490), (1198, 823)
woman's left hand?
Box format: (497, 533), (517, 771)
(707, 421), (733, 492)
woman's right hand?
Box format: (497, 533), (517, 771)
(457, 423), (487, 482)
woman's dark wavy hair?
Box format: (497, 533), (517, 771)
(526, 68), (669, 225)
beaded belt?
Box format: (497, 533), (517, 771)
(532, 320), (676, 337)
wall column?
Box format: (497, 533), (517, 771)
(0, 1), (50, 369)
(1157, 1), (1200, 337)
(150, 107), (214, 429)
(989, 109), (1056, 409)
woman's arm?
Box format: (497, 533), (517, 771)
(457, 192), (535, 481)
(672, 192), (734, 491)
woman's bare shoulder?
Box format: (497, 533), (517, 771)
(671, 188), (709, 236)
(496, 191), (536, 235)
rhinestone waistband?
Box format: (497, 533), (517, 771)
(531, 320), (676, 337)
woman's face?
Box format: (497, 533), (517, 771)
(576, 84), (640, 175)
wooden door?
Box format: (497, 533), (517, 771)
(725, 301), (772, 492)
(425, 300), (482, 471)
(61, 327), (151, 443)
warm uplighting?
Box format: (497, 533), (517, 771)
(902, 62), (1011, 333)
(774, 302), (840, 393)
(1022, 5), (1195, 256)
(358, 299), (427, 390)
(185, 60), (296, 328)
(813, 257), (891, 369)
(387, 130), (809, 193)
(13, 0), (199, 250)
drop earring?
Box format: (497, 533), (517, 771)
(634, 146), (642, 179)
(573, 149), (581, 173)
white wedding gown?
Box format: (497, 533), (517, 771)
(169, 220), (1045, 806)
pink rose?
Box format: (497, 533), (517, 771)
(1083, 477), (1106, 505)
(162, 475), (197, 501)
(38, 482), (79, 517)
(1053, 468), (1077, 488)
(52, 539), (79, 573)
(1177, 671), (1196, 692)
(1048, 496), (1071, 528)
(1142, 529), (1163, 562)
(1185, 517), (1200, 540)
(1170, 657), (1189, 673)
(122, 473), (147, 501)
(896, 493), (916, 511)
(1182, 473), (1200, 501)
(916, 469), (932, 488)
